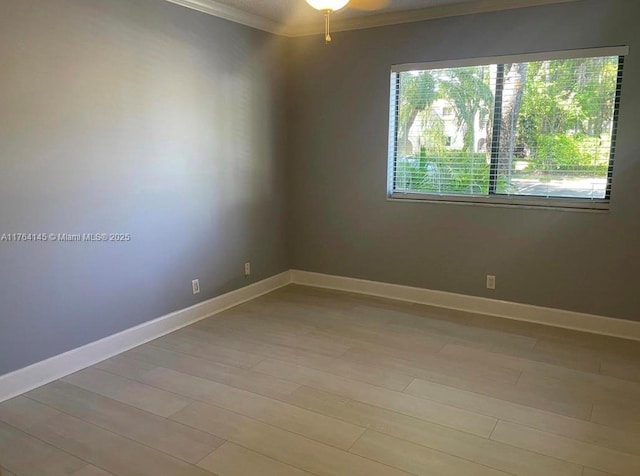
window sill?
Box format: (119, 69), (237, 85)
(388, 192), (610, 212)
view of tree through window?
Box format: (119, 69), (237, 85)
(390, 52), (624, 204)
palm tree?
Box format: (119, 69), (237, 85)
(397, 71), (436, 156)
(498, 62), (528, 175)
(440, 67), (494, 153)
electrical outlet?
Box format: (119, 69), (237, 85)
(192, 279), (200, 295)
(486, 275), (496, 290)
(244, 262), (251, 277)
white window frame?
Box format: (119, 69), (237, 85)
(387, 46), (629, 211)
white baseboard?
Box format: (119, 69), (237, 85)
(290, 270), (640, 342)
(3, 268), (638, 403)
(0, 271), (292, 403)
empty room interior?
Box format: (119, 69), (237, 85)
(1, 0), (640, 475)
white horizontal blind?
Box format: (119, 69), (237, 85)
(389, 47), (627, 206)
(391, 46), (629, 73)
(391, 64), (497, 196)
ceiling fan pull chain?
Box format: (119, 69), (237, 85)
(305, 0), (350, 43)
(325, 10), (332, 43)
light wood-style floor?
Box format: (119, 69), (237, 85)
(1, 285), (640, 476)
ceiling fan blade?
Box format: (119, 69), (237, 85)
(347, 0), (391, 11)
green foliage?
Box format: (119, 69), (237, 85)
(397, 67), (492, 156)
(438, 67), (494, 152)
(536, 134), (582, 170)
(516, 56), (618, 176)
(397, 72), (437, 155)
(420, 115), (447, 155)
(395, 151), (491, 195)
(518, 59), (583, 138)
(399, 72), (436, 118)
(529, 134), (608, 175)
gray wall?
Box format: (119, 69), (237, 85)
(288, 0), (640, 321)
(1, 0), (638, 377)
(0, 0), (288, 374)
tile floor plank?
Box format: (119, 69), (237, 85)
(193, 318), (351, 357)
(0, 396), (60, 429)
(403, 378), (640, 456)
(405, 374), (592, 420)
(253, 358), (498, 437)
(197, 442), (313, 476)
(582, 468), (617, 476)
(93, 354), (158, 381)
(24, 413), (215, 476)
(150, 332), (265, 369)
(599, 357), (640, 383)
(285, 385), (583, 476)
(343, 345), (521, 387)
(171, 401), (411, 476)
(26, 381), (224, 463)
(516, 370), (640, 408)
(0, 420), (87, 476)
(71, 466), (115, 476)
(350, 429), (513, 476)
(491, 420), (640, 476)
(177, 326), (340, 370)
(191, 325), (415, 390)
(104, 344), (300, 400)
(62, 368), (191, 417)
(590, 404), (640, 435)
(139, 366), (365, 449)
(439, 342), (601, 377)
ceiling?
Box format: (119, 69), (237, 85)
(205, 0), (469, 23)
(165, 0), (579, 36)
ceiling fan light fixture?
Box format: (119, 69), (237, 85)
(305, 0), (350, 43)
(305, 0), (350, 12)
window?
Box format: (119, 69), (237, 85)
(388, 47), (627, 209)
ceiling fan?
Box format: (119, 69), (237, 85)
(305, 0), (391, 43)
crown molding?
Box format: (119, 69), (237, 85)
(164, 0), (282, 35)
(282, 0), (582, 37)
(165, 0), (581, 38)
